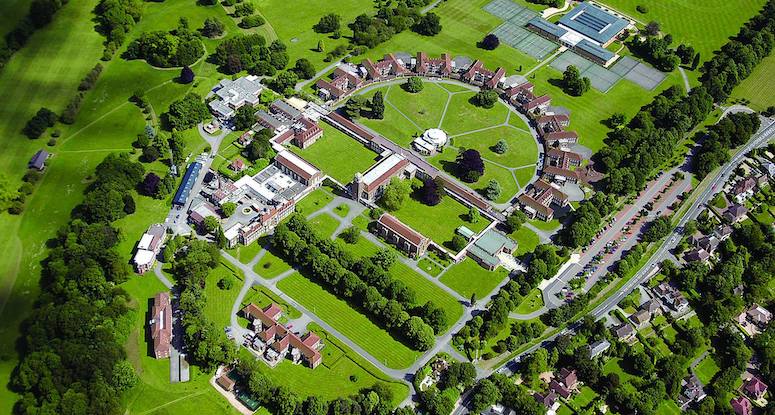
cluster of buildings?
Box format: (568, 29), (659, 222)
(532, 368), (580, 412)
(209, 75), (264, 119)
(678, 374), (707, 410)
(194, 150), (322, 248)
(132, 224), (166, 274)
(315, 52), (506, 102)
(526, 2), (632, 67)
(256, 98), (324, 149)
(731, 375), (770, 415)
(350, 153), (416, 203)
(684, 224), (732, 263)
(240, 303), (323, 368)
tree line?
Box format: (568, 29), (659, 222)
(95, 0), (143, 60)
(272, 215), (440, 350)
(0, 0), (71, 70)
(693, 112), (761, 178)
(124, 21), (204, 68)
(11, 153), (146, 414)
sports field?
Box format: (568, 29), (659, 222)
(439, 258), (509, 298)
(390, 191), (491, 248)
(729, 53), (775, 111)
(601, 0), (767, 58)
(291, 122), (379, 184)
(277, 272), (418, 369)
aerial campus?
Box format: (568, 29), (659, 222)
(0, 0), (774, 415)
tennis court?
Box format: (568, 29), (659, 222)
(485, 0), (558, 60)
(550, 51), (670, 92)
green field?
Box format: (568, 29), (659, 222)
(226, 241), (264, 264)
(429, 147), (520, 204)
(730, 53), (775, 111)
(601, 0), (767, 58)
(451, 125), (537, 168)
(694, 355), (720, 385)
(514, 288), (544, 314)
(512, 226), (540, 256)
(277, 273), (418, 369)
(389, 192), (491, 248)
(439, 258), (509, 298)
(440, 92), (510, 136)
(290, 122), (379, 184)
(295, 187), (335, 215)
(310, 212), (342, 238)
(417, 258), (444, 277)
(385, 82), (449, 130)
(254, 248), (293, 278)
(337, 235), (464, 328)
(204, 262), (245, 329)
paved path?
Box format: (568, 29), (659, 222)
(678, 67), (691, 93)
(153, 262), (174, 289)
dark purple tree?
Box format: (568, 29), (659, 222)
(180, 65), (195, 84)
(457, 149), (484, 183)
(480, 34), (500, 50)
(140, 172), (161, 196)
(420, 177), (445, 206)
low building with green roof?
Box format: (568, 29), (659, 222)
(467, 229), (517, 270)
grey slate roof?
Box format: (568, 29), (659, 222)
(558, 2), (628, 44)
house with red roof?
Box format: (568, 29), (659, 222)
(150, 292), (172, 359)
(461, 60), (505, 89)
(316, 66), (364, 101)
(241, 303), (323, 368)
(362, 54), (412, 80)
(517, 179), (569, 221)
(350, 153), (415, 202)
(730, 396), (752, 415)
(375, 213), (431, 258)
(743, 376), (768, 401)
(415, 52), (452, 77)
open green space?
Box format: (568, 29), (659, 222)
(242, 285), (302, 320)
(514, 288), (544, 314)
(439, 258), (509, 299)
(526, 65), (682, 153)
(0, 0), (33, 37)
(204, 262), (245, 329)
(310, 213), (341, 239)
(243, 323), (409, 405)
(333, 203), (350, 217)
(363, 0), (540, 75)
(277, 272), (418, 369)
(694, 355), (720, 385)
(512, 226), (540, 256)
(357, 94), (422, 147)
(436, 82), (476, 93)
(296, 187), (334, 215)
(570, 386), (599, 409)
(602, 358), (638, 384)
(253, 248), (293, 278)
(389, 191), (490, 248)
(227, 241), (264, 264)
(528, 218), (561, 232)
(417, 258), (444, 277)
(429, 147), (520, 204)
(601, 0), (767, 58)
(451, 125), (537, 168)
(441, 92), (510, 136)
(729, 53), (775, 111)
(290, 122), (378, 184)
(655, 400), (682, 415)
(337, 235), (464, 328)
(386, 82), (449, 130)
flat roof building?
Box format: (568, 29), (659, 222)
(557, 2), (628, 46)
(210, 75), (263, 119)
(467, 229), (517, 270)
(173, 162), (202, 207)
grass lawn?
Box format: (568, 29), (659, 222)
(417, 258), (444, 277)
(226, 240), (264, 264)
(296, 187), (334, 215)
(277, 273), (418, 369)
(242, 285), (302, 320)
(204, 261), (245, 330)
(513, 166), (535, 188)
(439, 258), (509, 299)
(655, 400), (682, 415)
(333, 203), (350, 217)
(729, 53), (775, 111)
(694, 355), (721, 385)
(389, 192), (490, 248)
(429, 147), (519, 204)
(512, 226), (540, 256)
(357, 94), (423, 147)
(514, 288), (544, 314)
(528, 218), (561, 232)
(337, 235), (464, 329)
(441, 92), (510, 136)
(253, 248), (293, 278)
(570, 386), (599, 409)
(603, 358), (638, 384)
(601, 0), (767, 59)
(451, 125), (537, 168)
(526, 65), (683, 153)
(291, 122), (378, 184)
(310, 213), (341, 239)
(244, 324), (409, 406)
(660, 324), (678, 343)
(362, 0), (541, 75)
(385, 82), (450, 129)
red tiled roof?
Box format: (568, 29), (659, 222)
(151, 292), (172, 358)
(543, 130), (579, 141)
(364, 158), (409, 192)
(275, 151), (319, 181)
(377, 213), (427, 246)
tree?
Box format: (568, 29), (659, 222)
(469, 207), (480, 224)
(140, 172), (161, 196)
(240, 15), (265, 28)
(245, 134), (272, 161)
(451, 234), (468, 251)
(316, 39), (325, 52)
(269, 70), (298, 93)
(371, 91), (385, 119)
(179, 65), (194, 84)
(381, 177), (410, 211)
(562, 65), (591, 96)
(643, 215), (671, 242)
(218, 275), (234, 290)
(233, 105), (257, 131)
(293, 58), (316, 80)
(23, 107), (57, 139)
(123, 193), (136, 214)
(414, 13), (442, 36)
(371, 249), (396, 270)
(314, 13), (340, 33)
(457, 149), (485, 183)
(342, 95), (367, 119)
(645, 20), (660, 36)
(221, 202), (236, 217)
(341, 226), (360, 244)
(505, 210), (527, 233)
(203, 216), (220, 234)
(470, 379), (501, 413)
(493, 139), (508, 154)
(420, 177), (445, 206)
(609, 112), (627, 128)
(404, 76), (424, 93)
(165, 93), (209, 130)
(691, 52), (700, 70)
(215, 226), (227, 248)
(201, 17), (224, 38)
(233, 2), (255, 16)
(471, 90), (498, 108)
(470, 292), (477, 306)
(480, 33), (500, 50)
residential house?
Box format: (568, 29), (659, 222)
(229, 158), (246, 172)
(684, 248), (710, 263)
(653, 282), (689, 313)
(132, 224), (166, 274)
(613, 323), (635, 342)
(374, 213), (431, 258)
(743, 376), (768, 401)
(723, 204), (749, 224)
(677, 375), (706, 410)
(461, 60), (505, 89)
(28, 149), (49, 171)
(316, 66), (364, 100)
(730, 177), (757, 203)
(415, 52), (452, 77)
(629, 309), (651, 328)
(640, 299), (662, 316)
(737, 304), (773, 329)
(587, 339), (611, 358)
(549, 368), (578, 399)
(362, 54), (411, 80)
(517, 179), (569, 221)
(533, 390), (558, 409)
(714, 225), (733, 241)
(150, 292), (172, 359)
(730, 396), (753, 415)
(241, 303), (322, 368)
